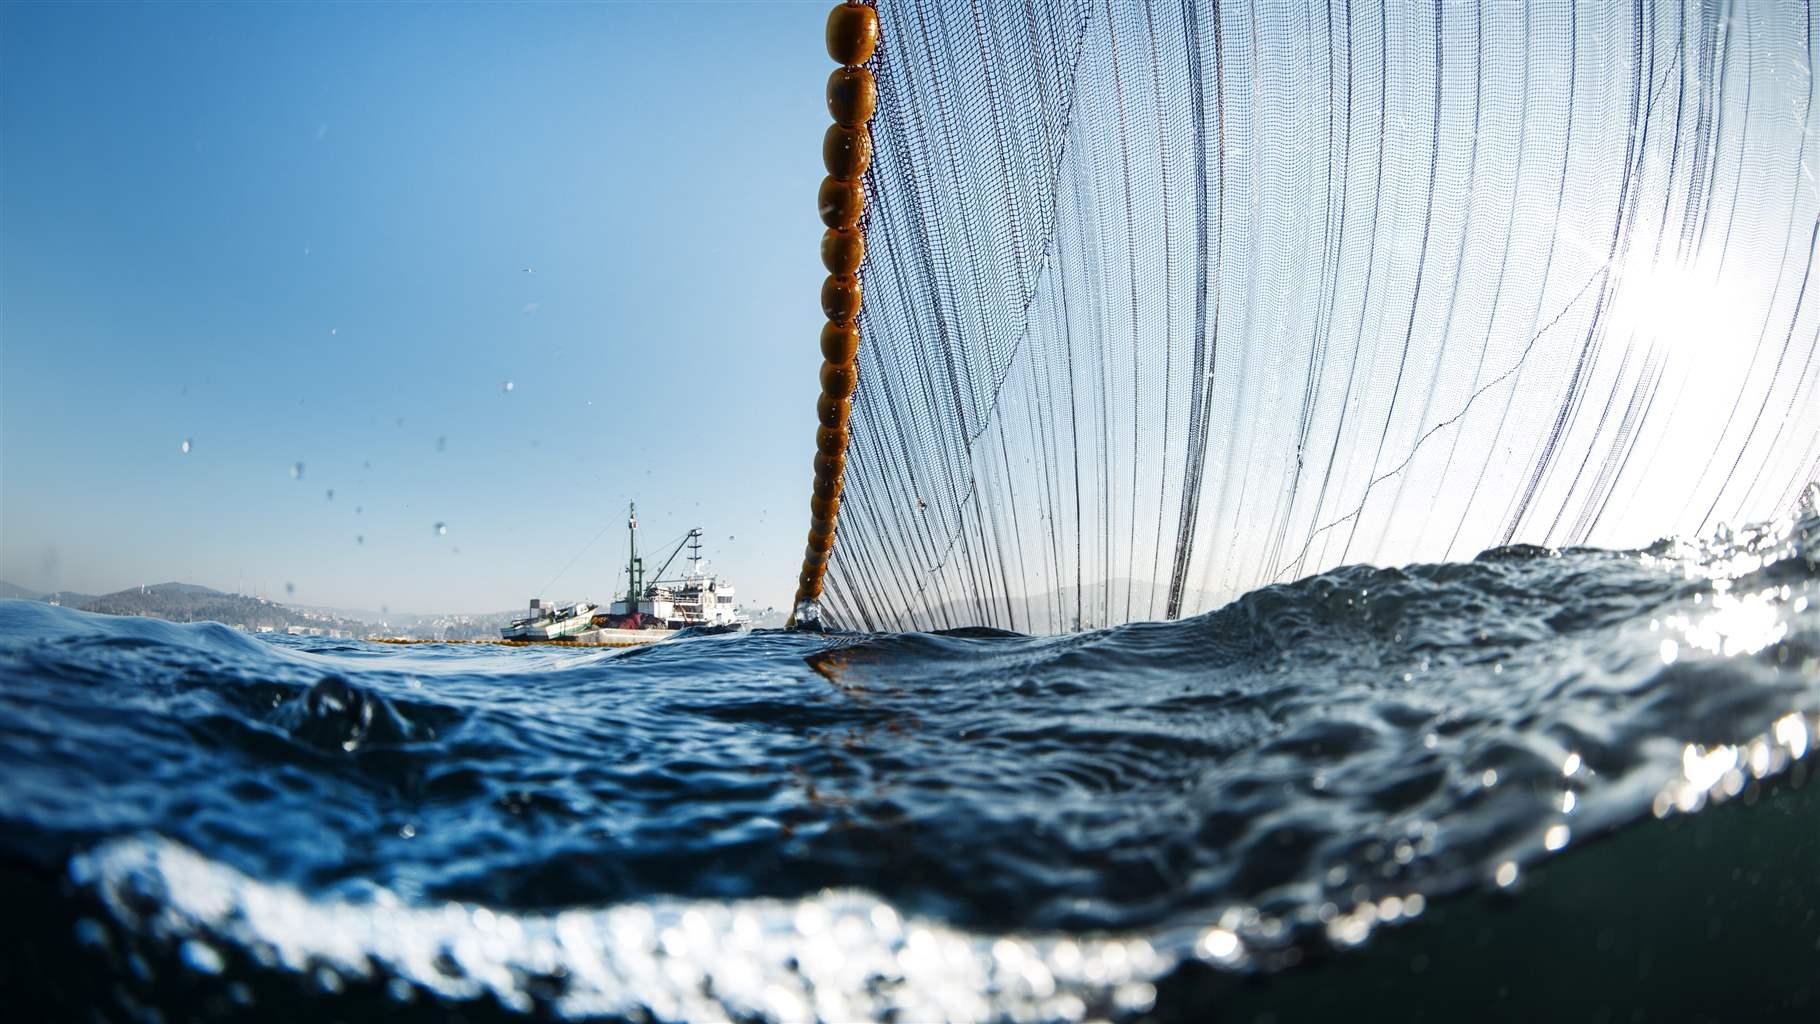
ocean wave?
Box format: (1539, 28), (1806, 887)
(2, 512), (1816, 1020)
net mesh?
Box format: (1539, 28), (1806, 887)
(825, 0), (1820, 632)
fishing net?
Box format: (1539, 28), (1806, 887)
(822, 0), (1820, 632)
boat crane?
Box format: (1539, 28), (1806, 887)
(644, 528), (704, 594)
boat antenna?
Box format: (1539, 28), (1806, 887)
(688, 529), (704, 575)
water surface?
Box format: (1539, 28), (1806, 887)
(4, 512), (1819, 1021)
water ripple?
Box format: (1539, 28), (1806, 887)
(2, 511), (1817, 1019)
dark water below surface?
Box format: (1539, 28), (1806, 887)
(4, 514), (1820, 1022)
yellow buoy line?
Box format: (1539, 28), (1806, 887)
(791, 1), (879, 627)
(366, 637), (656, 650)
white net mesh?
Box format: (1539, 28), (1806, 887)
(827, 0), (1820, 632)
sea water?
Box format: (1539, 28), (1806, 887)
(3, 511), (1819, 1022)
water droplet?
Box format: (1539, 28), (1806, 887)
(179, 939), (224, 976)
(356, 535), (364, 545)
(1543, 824), (1570, 851)
(73, 919), (107, 949)
(501, 380), (514, 394)
(1803, 482), (1820, 513)
(398, 823), (416, 839)
(179, 438), (192, 454)
(291, 462), (305, 480)
(285, 582), (295, 596)
(1198, 928), (1240, 961)
(436, 436), (447, 453)
(434, 522), (447, 536)
(355, 506), (362, 515)
(330, 327), (338, 336)
(1494, 862), (1518, 888)
(325, 489), (334, 502)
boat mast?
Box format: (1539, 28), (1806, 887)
(626, 502), (643, 614)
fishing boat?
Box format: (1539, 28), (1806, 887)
(595, 505), (748, 632)
(500, 599), (598, 641)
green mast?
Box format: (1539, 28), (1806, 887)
(626, 502), (643, 617)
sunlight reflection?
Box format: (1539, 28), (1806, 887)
(1606, 250), (1759, 367)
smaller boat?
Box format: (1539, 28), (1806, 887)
(501, 599), (597, 641)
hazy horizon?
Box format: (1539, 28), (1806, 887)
(1, 2), (831, 614)
(0, 574), (789, 622)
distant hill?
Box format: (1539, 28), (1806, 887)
(0, 580), (99, 607)
(138, 581), (222, 596)
(4, 579), (552, 641)
(287, 600), (520, 631)
(78, 584), (368, 635)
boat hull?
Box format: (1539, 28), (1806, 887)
(501, 607), (597, 641)
(571, 627), (677, 646)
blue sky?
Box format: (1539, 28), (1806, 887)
(1, 1), (830, 614)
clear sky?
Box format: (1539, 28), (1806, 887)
(1, 1), (830, 614)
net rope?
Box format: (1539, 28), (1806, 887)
(822, 0), (1820, 633)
